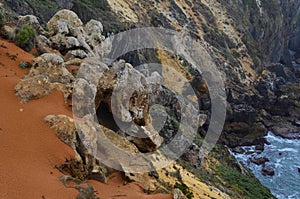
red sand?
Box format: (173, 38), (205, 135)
(0, 39), (171, 199)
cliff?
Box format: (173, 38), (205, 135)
(1, 0), (300, 198)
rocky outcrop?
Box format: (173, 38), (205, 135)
(10, 7), (280, 198)
(14, 53), (73, 103)
(172, 189), (188, 199)
(44, 114), (108, 183)
(250, 157), (269, 166)
(262, 165), (275, 176)
(5, 0), (131, 34)
(44, 10), (105, 59)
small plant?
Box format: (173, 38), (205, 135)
(19, 61), (28, 69)
(98, 165), (107, 174)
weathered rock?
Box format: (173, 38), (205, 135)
(231, 104), (257, 125)
(255, 144), (265, 151)
(85, 19), (103, 37)
(14, 75), (52, 103)
(15, 53), (74, 103)
(131, 125), (164, 152)
(223, 122), (267, 147)
(50, 34), (84, 55)
(85, 19), (105, 59)
(65, 49), (88, 61)
(36, 35), (57, 55)
(47, 9), (83, 36)
(172, 188), (188, 199)
(29, 53), (74, 83)
(44, 115), (77, 149)
(250, 157), (269, 165)
(123, 172), (161, 193)
(232, 146), (245, 154)
(44, 10), (105, 59)
(109, 60), (152, 124)
(2, 25), (16, 40)
(92, 60), (165, 152)
(262, 166), (275, 176)
(270, 125), (300, 139)
(17, 15), (45, 34)
(65, 58), (84, 67)
(268, 64), (296, 82)
(44, 114), (107, 183)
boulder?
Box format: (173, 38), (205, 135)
(262, 166), (275, 176)
(232, 146), (245, 154)
(15, 53), (74, 103)
(44, 115), (77, 149)
(47, 9), (83, 35)
(255, 144), (265, 151)
(85, 19), (103, 37)
(14, 75), (52, 103)
(93, 60), (164, 152)
(172, 188), (188, 199)
(65, 49), (88, 60)
(270, 123), (300, 139)
(17, 15), (45, 34)
(44, 114), (107, 183)
(2, 25), (16, 40)
(27, 53), (74, 83)
(250, 157), (269, 165)
(131, 125), (164, 152)
(36, 35), (57, 55)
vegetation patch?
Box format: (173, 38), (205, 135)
(16, 24), (35, 51)
(215, 166), (274, 199)
(174, 182), (194, 199)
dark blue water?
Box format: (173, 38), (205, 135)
(233, 132), (300, 199)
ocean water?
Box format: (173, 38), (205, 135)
(232, 132), (300, 199)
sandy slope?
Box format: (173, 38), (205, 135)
(0, 39), (171, 199)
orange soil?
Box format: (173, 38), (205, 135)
(0, 39), (171, 199)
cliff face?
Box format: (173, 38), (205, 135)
(5, 0), (300, 81)
(2, 1), (300, 198)
(4, 0), (131, 34)
(290, 6), (300, 57)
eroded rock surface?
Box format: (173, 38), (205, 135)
(15, 53), (74, 103)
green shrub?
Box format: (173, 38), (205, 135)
(19, 61), (28, 69)
(174, 182), (194, 199)
(16, 24), (35, 50)
(216, 166), (275, 199)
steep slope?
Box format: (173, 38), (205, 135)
(2, 0), (300, 198)
(0, 38), (174, 199)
